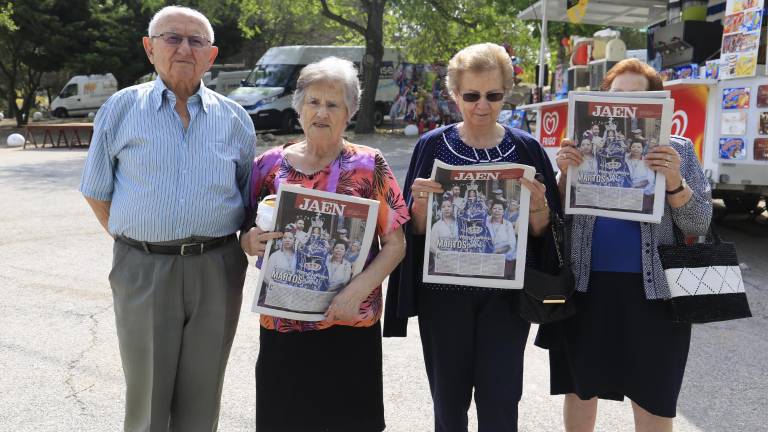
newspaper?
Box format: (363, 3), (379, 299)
(422, 161), (535, 289)
(564, 91), (673, 223)
(252, 184), (379, 321)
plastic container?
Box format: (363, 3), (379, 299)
(256, 195), (277, 231)
(681, 0), (706, 21)
(667, 0), (682, 24)
(592, 29), (620, 60)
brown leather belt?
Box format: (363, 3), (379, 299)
(117, 234), (237, 256)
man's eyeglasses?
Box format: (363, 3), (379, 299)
(461, 92), (505, 103)
(151, 32), (211, 49)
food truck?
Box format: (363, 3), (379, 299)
(514, 0), (768, 215)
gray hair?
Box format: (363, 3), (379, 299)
(292, 57), (361, 122)
(148, 6), (215, 44)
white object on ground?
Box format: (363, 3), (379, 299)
(7, 133), (25, 146)
(404, 124), (419, 136)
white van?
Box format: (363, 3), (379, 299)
(208, 70), (251, 96)
(228, 46), (400, 132)
(50, 74), (118, 118)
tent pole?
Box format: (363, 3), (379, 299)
(537, 0), (548, 90)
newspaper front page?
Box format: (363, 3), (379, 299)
(422, 161), (535, 289)
(252, 184), (379, 321)
(564, 92), (673, 223)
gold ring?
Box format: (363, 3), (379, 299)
(419, 191), (425, 198)
(665, 161), (670, 168)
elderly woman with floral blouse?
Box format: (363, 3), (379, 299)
(240, 56), (409, 432)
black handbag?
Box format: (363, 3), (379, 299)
(658, 225), (752, 324)
(519, 214), (576, 324)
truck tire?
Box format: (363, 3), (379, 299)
(53, 108), (68, 118)
(723, 195), (761, 213)
(374, 105), (385, 127)
(280, 110), (300, 134)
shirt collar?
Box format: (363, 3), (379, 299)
(151, 76), (211, 113)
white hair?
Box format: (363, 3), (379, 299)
(292, 57), (361, 122)
(147, 6), (215, 44)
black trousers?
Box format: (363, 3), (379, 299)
(418, 288), (531, 432)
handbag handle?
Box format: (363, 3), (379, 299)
(672, 221), (720, 246)
(549, 213), (569, 269)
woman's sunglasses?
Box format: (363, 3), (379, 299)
(461, 92), (504, 103)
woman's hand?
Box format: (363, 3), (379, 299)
(555, 138), (583, 174)
(520, 176), (547, 211)
(324, 278), (369, 322)
(240, 227), (283, 257)
(520, 175), (550, 236)
(645, 145), (683, 188)
(410, 178), (444, 235)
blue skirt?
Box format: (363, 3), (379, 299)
(545, 272), (692, 418)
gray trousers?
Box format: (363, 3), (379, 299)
(108, 238), (247, 432)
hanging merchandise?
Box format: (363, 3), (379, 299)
(719, 0), (764, 79)
(566, 0), (590, 24)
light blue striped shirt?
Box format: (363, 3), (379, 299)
(80, 77), (257, 242)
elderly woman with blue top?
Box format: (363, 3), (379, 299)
(543, 58), (712, 432)
(384, 42), (562, 432)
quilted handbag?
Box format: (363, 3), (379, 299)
(657, 225), (752, 324)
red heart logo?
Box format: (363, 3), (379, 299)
(543, 112), (559, 135)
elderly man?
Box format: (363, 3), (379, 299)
(79, 6), (255, 431)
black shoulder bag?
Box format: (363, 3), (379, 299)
(518, 214), (577, 324)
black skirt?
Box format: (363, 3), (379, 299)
(255, 322), (385, 432)
(547, 272), (692, 418)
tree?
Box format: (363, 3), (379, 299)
(77, 0), (248, 89)
(391, 0), (539, 67)
(237, 0), (352, 67)
(318, 0), (386, 134)
(0, 0), (92, 126)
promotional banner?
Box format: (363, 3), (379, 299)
(539, 102), (569, 148)
(423, 161), (535, 289)
(565, 92), (673, 223)
(252, 184), (379, 321)
(668, 84), (710, 161)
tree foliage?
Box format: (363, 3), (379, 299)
(0, 0), (92, 125)
(391, 1), (539, 69)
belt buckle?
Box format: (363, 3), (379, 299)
(180, 242), (204, 256)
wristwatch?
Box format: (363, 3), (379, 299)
(666, 178), (687, 195)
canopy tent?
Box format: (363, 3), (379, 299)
(517, 0), (668, 88)
(517, 0), (668, 29)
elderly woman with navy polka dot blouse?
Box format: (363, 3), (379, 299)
(383, 43), (562, 432)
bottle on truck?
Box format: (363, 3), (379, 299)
(50, 74), (118, 118)
(228, 45), (400, 133)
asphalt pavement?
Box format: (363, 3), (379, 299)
(0, 133), (765, 431)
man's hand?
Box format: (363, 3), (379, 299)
(84, 196), (112, 236)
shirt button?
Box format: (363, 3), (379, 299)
(645, 242), (650, 247)
(646, 271), (651, 276)
(647, 278), (653, 283)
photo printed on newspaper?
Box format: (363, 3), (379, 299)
(565, 91), (673, 223)
(423, 160), (535, 289)
(252, 184), (379, 321)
